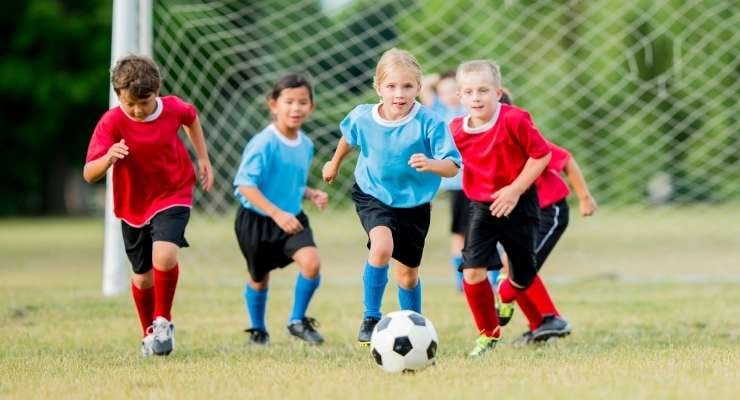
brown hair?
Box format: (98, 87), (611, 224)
(373, 48), (422, 89)
(111, 54), (161, 98)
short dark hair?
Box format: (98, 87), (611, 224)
(269, 74), (314, 104)
(111, 54), (161, 98)
(439, 70), (457, 81)
(500, 88), (512, 105)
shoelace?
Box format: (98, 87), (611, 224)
(152, 320), (172, 341)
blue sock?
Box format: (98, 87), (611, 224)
(289, 273), (320, 323)
(245, 285), (268, 331)
(488, 269), (500, 291)
(451, 255), (464, 291)
(363, 261), (388, 319)
(398, 280), (422, 313)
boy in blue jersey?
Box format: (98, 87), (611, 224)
(322, 48), (461, 345)
(234, 74), (328, 345)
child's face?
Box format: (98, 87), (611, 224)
(375, 68), (420, 120)
(118, 89), (158, 121)
(268, 86), (314, 131)
(436, 77), (460, 108)
(457, 71), (502, 122)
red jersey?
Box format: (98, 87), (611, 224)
(450, 103), (550, 202)
(86, 96), (198, 227)
(535, 142), (571, 208)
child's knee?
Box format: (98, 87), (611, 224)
(395, 268), (418, 288)
(299, 256), (321, 278)
(249, 277), (269, 290)
(152, 242), (178, 269)
(369, 241), (393, 264)
(463, 267), (488, 284)
(132, 271), (153, 288)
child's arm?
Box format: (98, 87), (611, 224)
(408, 154), (459, 177)
(183, 116), (214, 192)
(304, 187), (329, 211)
(83, 139), (129, 183)
(238, 186), (304, 234)
(490, 153), (551, 218)
(564, 157), (597, 216)
(322, 137), (353, 184)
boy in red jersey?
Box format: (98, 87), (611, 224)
(450, 60), (552, 357)
(83, 55), (213, 356)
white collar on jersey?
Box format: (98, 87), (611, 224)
(120, 97), (163, 123)
(269, 123), (302, 147)
(463, 102), (502, 134)
(372, 101), (421, 127)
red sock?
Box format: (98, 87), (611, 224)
(131, 282), (154, 336)
(525, 275), (559, 317)
(463, 278), (500, 337)
(516, 293), (542, 331)
(153, 265), (179, 321)
(499, 278), (521, 303)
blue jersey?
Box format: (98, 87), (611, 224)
(430, 97), (466, 192)
(233, 124), (314, 216)
(340, 102), (461, 208)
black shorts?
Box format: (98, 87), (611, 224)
(535, 199), (570, 269)
(234, 207), (316, 283)
(121, 206), (190, 274)
(351, 183), (431, 268)
(449, 190), (470, 234)
(461, 187), (540, 287)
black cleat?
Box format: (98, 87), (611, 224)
(245, 328), (270, 346)
(287, 317), (325, 345)
(357, 316), (380, 346)
(531, 315), (571, 342)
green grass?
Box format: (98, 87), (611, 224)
(2, 203), (740, 399)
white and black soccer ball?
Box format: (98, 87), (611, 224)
(370, 310), (438, 373)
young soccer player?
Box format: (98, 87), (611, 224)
(234, 74), (328, 346)
(451, 60), (553, 357)
(83, 54), (214, 356)
(322, 48), (461, 345)
(492, 91), (598, 345)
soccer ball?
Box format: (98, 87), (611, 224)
(370, 310), (438, 373)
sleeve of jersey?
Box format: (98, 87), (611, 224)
(427, 117), (462, 167)
(339, 107), (360, 147)
(547, 142), (572, 173)
(85, 112), (118, 163)
(516, 111), (550, 159)
(233, 136), (268, 188)
(174, 96), (198, 126)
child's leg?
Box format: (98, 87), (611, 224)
(289, 246), (321, 323)
(394, 262), (421, 313)
(131, 271), (154, 336)
(450, 233), (465, 291)
(462, 267), (500, 337)
(152, 241), (179, 321)
(363, 226), (392, 319)
(245, 275), (269, 331)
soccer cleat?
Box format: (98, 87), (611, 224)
(140, 333), (155, 357)
(468, 333), (500, 358)
(357, 316), (380, 346)
(150, 316), (175, 356)
(244, 328), (270, 346)
(531, 315), (571, 342)
(496, 302), (515, 326)
(287, 317), (325, 345)
(510, 331), (534, 348)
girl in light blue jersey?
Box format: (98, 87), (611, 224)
(322, 48), (461, 345)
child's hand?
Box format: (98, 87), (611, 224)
(197, 158), (214, 192)
(271, 210), (304, 234)
(408, 153), (433, 172)
(308, 189), (329, 211)
(490, 185), (522, 218)
(579, 194), (597, 216)
(322, 161), (339, 184)
(106, 139), (129, 165)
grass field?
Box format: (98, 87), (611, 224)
(2, 203), (740, 399)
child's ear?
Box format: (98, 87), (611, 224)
(267, 98), (278, 114)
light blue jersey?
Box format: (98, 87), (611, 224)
(340, 102), (461, 208)
(233, 124), (314, 216)
(430, 97), (466, 192)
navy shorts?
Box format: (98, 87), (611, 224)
(535, 199), (570, 269)
(461, 187), (541, 287)
(351, 183), (431, 268)
(449, 190), (470, 235)
(234, 207), (316, 283)
(121, 206), (190, 274)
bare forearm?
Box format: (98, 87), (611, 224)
(239, 186), (280, 217)
(83, 157), (112, 183)
(429, 159), (459, 177)
(185, 117), (211, 162)
(331, 137), (353, 164)
(564, 158), (592, 200)
(511, 153), (551, 194)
